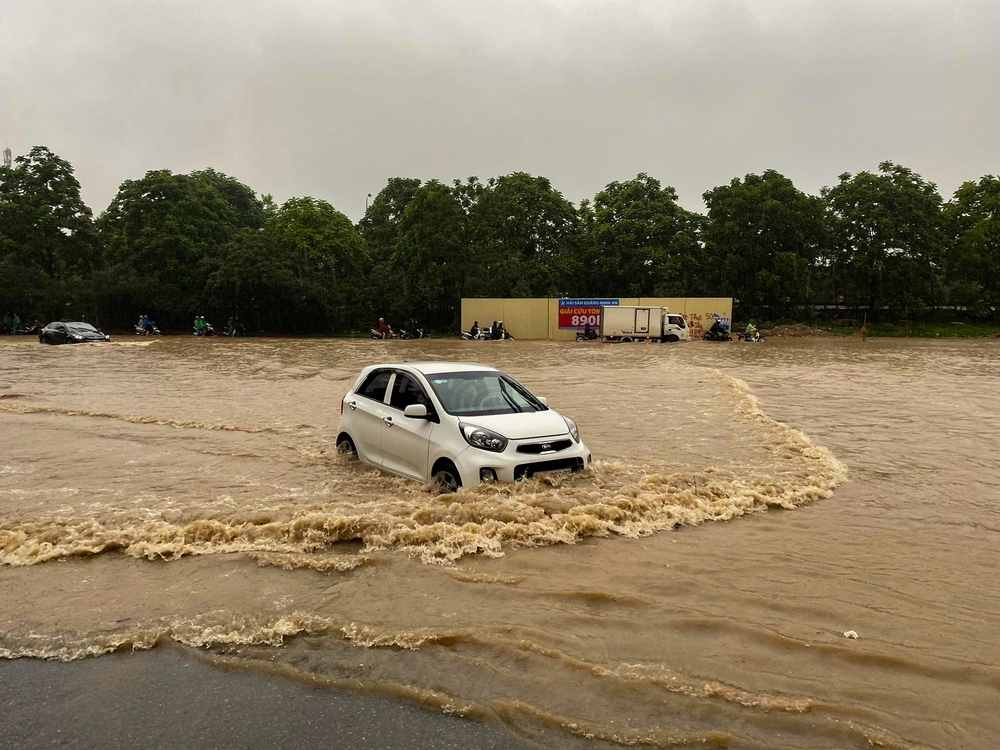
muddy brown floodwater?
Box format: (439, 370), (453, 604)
(0, 336), (997, 749)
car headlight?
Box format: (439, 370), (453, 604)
(563, 416), (580, 443)
(70, 334), (85, 340)
(459, 423), (508, 453)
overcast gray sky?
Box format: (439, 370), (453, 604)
(2, 0), (997, 219)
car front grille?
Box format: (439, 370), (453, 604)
(516, 439), (573, 455)
(514, 457), (585, 480)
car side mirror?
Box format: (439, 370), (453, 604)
(403, 404), (428, 419)
(537, 397), (548, 406)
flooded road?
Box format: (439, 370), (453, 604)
(1, 336), (997, 748)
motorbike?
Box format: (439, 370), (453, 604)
(703, 328), (732, 342)
(399, 328), (424, 340)
(576, 329), (599, 341)
(134, 323), (162, 336)
(737, 331), (765, 342)
(193, 324), (216, 336)
(371, 328), (396, 340)
(224, 321), (248, 337)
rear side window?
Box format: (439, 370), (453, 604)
(358, 370), (392, 402)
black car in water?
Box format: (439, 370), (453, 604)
(39, 321), (111, 345)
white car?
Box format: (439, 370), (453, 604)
(337, 362), (591, 490)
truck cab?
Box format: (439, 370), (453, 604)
(663, 313), (689, 342)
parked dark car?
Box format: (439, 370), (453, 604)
(39, 322), (111, 345)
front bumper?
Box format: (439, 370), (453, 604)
(452, 437), (592, 486)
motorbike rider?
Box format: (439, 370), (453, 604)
(376, 317), (392, 339)
(708, 317), (727, 338)
(744, 321), (758, 341)
(469, 321), (480, 339)
(583, 321), (595, 339)
(492, 321), (505, 340)
(407, 318), (421, 339)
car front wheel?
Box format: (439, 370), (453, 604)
(432, 461), (461, 493)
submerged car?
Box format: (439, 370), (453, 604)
(39, 321), (111, 344)
(337, 362), (591, 490)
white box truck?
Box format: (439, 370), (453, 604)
(599, 306), (689, 342)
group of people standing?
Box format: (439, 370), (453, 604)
(1, 311), (27, 334)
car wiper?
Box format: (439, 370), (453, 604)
(497, 379), (522, 413)
(507, 379), (543, 410)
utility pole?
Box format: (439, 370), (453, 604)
(2, 146), (11, 169)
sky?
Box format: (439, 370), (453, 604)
(2, 0), (998, 219)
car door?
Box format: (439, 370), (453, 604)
(345, 369), (392, 465)
(53, 323), (68, 343)
(380, 371), (436, 479)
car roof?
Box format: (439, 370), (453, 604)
(370, 362), (499, 376)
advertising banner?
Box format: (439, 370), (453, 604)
(558, 298), (619, 329)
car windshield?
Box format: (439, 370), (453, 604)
(66, 323), (98, 332)
(426, 371), (547, 416)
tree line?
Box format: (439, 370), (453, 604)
(1, 145), (998, 334)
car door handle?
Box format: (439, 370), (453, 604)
(347, 401), (357, 410)
(382, 416), (393, 427)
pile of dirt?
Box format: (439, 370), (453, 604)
(760, 324), (843, 338)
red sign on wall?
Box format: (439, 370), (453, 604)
(557, 298), (619, 329)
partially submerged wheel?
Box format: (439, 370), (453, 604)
(432, 462), (461, 493)
(336, 434), (357, 456)
(619, 336), (633, 343)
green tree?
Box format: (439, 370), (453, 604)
(822, 162), (946, 321)
(358, 178), (422, 325)
(945, 175), (1000, 320)
(97, 169), (264, 328)
(204, 197), (368, 333)
(393, 180), (470, 329)
(269, 197), (369, 328)
(0, 146), (97, 321)
(467, 172), (582, 298)
(589, 174), (703, 297)
(703, 170), (827, 319)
